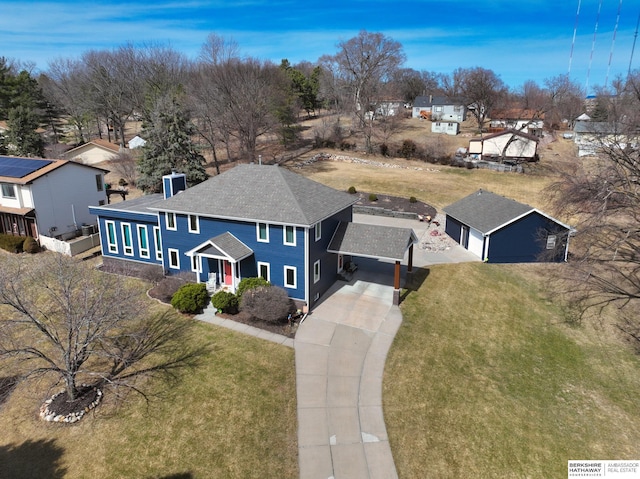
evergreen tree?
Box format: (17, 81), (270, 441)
(6, 105), (44, 157)
(137, 95), (208, 193)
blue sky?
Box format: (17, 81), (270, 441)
(1, 0), (638, 92)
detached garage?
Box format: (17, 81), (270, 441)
(443, 190), (572, 263)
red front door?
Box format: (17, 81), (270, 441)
(224, 261), (232, 285)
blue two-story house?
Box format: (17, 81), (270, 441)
(90, 164), (416, 308)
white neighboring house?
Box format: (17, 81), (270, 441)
(431, 121), (460, 136)
(573, 120), (623, 157)
(468, 129), (539, 162)
(412, 95), (467, 121)
(0, 155), (108, 239)
(64, 139), (124, 165)
(489, 109), (544, 137)
(128, 135), (147, 149)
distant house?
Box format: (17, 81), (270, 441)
(572, 120), (623, 157)
(89, 165), (417, 308)
(412, 95), (467, 122)
(128, 135), (147, 149)
(489, 109), (544, 137)
(443, 190), (571, 263)
(373, 100), (405, 117)
(431, 121), (460, 136)
(0, 155), (108, 239)
(64, 139), (123, 165)
(468, 129), (539, 162)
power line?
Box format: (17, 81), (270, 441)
(586, 0), (603, 93)
(605, 0), (623, 88)
(630, 11), (640, 76)
(569, 0), (582, 74)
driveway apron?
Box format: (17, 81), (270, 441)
(295, 263), (401, 479)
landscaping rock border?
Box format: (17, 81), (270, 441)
(39, 386), (103, 423)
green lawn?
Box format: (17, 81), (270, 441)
(0, 321), (298, 479)
(384, 263), (640, 478)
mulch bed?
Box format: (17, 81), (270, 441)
(47, 386), (101, 417)
(354, 192), (437, 217)
(216, 310), (298, 338)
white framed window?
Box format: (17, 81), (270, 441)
(191, 255), (201, 273)
(284, 225), (296, 246)
(105, 220), (118, 254)
(257, 222), (269, 242)
(284, 266), (297, 289)
(166, 212), (176, 231)
(153, 226), (162, 260)
(168, 248), (180, 269)
(121, 223), (133, 256)
(1, 183), (16, 199)
(137, 225), (149, 259)
(546, 235), (557, 250)
(257, 261), (270, 281)
(188, 214), (199, 233)
(313, 260), (320, 284)
(314, 222), (321, 241)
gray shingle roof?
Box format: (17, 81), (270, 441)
(189, 232), (253, 261)
(155, 164), (356, 226)
(328, 222), (417, 261)
(92, 193), (164, 215)
(443, 190), (534, 234)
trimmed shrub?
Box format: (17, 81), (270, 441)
(0, 234), (25, 253)
(409, 196), (417, 203)
(23, 236), (40, 254)
(236, 276), (270, 301)
(171, 283), (209, 314)
(240, 285), (295, 324)
(211, 291), (239, 314)
(369, 193), (378, 202)
(348, 186), (357, 194)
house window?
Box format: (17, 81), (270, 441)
(546, 235), (557, 249)
(314, 222), (321, 241)
(121, 223), (133, 256)
(257, 222), (269, 242)
(106, 220), (118, 254)
(168, 248), (180, 269)
(313, 260), (320, 284)
(95, 174), (103, 192)
(166, 212), (176, 231)
(435, 106), (443, 112)
(284, 266), (297, 289)
(1, 183), (16, 199)
(137, 225), (149, 258)
(257, 261), (270, 281)
(284, 225), (296, 246)
(191, 255), (200, 273)
(154, 226), (162, 260)
(188, 215), (199, 233)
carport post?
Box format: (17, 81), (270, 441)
(393, 261), (401, 305)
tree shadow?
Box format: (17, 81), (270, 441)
(400, 267), (430, 302)
(150, 473), (193, 479)
(0, 439), (67, 479)
(0, 376), (19, 407)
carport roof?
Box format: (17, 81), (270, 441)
(327, 222), (417, 261)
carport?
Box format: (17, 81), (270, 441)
(327, 221), (418, 305)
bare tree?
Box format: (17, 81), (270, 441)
(547, 71), (640, 343)
(543, 74), (585, 129)
(0, 253), (202, 414)
(446, 67), (507, 132)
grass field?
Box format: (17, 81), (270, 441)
(384, 263), (640, 478)
(0, 319), (298, 478)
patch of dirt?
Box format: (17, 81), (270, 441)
(353, 191), (437, 217)
(216, 310), (298, 338)
(45, 386), (101, 417)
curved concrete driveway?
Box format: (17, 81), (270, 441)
(295, 261), (401, 479)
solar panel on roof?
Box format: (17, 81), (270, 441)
(0, 156), (53, 178)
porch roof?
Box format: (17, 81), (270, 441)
(327, 222), (417, 262)
(185, 232), (253, 262)
(0, 205), (35, 215)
